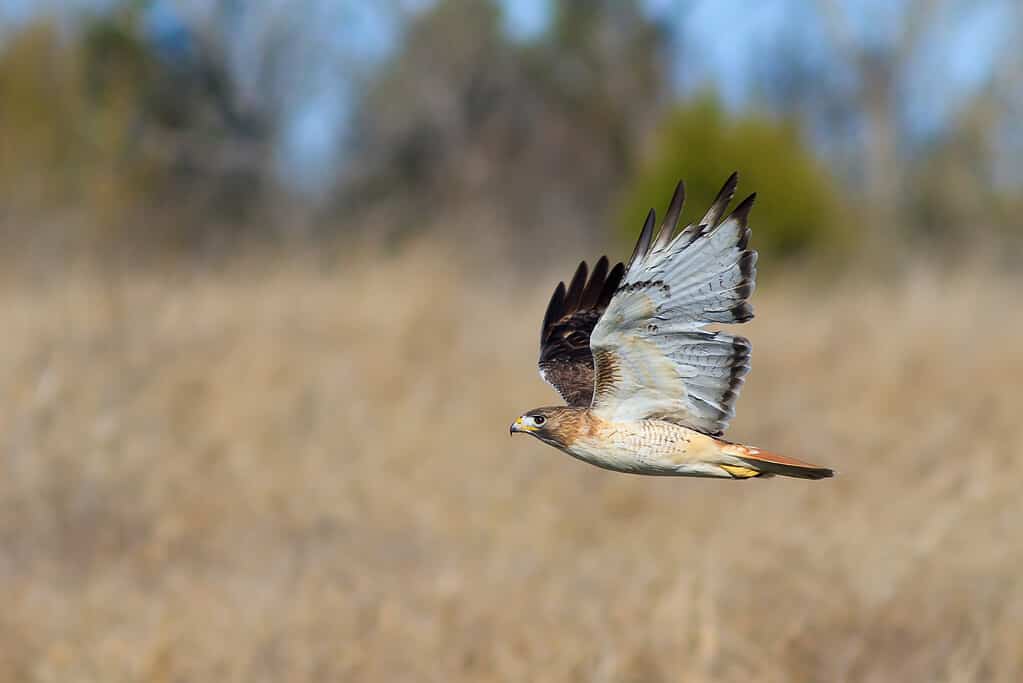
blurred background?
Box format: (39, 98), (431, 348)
(0, 0), (1021, 680)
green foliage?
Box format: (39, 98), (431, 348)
(619, 96), (848, 259)
(0, 18), (152, 215)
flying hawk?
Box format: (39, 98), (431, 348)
(510, 174), (834, 480)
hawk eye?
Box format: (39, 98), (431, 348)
(533, 415), (546, 426)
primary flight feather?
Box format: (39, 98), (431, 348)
(511, 173), (834, 480)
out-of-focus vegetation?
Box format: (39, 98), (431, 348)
(0, 21), (144, 222)
(343, 0), (667, 253)
(0, 2), (1022, 680)
(1, 256), (1021, 681)
(0, 6), (271, 259)
(1, 0), (1018, 265)
(620, 96), (846, 259)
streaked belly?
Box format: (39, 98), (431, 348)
(561, 420), (726, 477)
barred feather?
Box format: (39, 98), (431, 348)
(589, 174), (758, 434)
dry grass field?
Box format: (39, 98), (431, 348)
(0, 247), (1020, 682)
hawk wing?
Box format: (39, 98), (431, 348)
(539, 256), (626, 406)
(589, 173), (756, 436)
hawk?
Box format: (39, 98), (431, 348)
(510, 173), (834, 480)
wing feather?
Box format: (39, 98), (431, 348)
(627, 209), (656, 271)
(589, 174), (757, 434)
(697, 170), (739, 230)
(580, 256), (609, 309)
(563, 261), (588, 311)
(651, 180), (685, 252)
(538, 257), (626, 406)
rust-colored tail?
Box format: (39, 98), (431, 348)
(720, 443), (834, 480)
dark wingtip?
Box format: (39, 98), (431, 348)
(729, 193), (756, 226)
(580, 256), (610, 309)
(730, 302), (755, 323)
(563, 260), (589, 311)
(654, 180), (686, 250)
(700, 172), (741, 229)
(628, 209), (656, 269)
(541, 280), (566, 343)
(721, 171), (739, 197)
(735, 250), (758, 298)
(600, 262), (626, 307)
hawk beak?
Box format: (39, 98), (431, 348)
(510, 416), (530, 435)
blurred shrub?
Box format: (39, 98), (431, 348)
(0, 12), (272, 260)
(2, 18), (163, 185)
(619, 96), (848, 259)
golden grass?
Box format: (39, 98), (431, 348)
(0, 250), (1020, 682)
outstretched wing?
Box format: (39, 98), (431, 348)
(589, 173), (756, 435)
(539, 256), (626, 406)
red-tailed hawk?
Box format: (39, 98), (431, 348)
(511, 174), (834, 480)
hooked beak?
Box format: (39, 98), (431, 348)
(509, 416), (534, 435)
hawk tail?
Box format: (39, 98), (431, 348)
(719, 443), (834, 480)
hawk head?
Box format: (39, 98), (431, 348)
(510, 406), (584, 448)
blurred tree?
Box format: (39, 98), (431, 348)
(759, 0), (1020, 247)
(344, 0), (671, 257)
(0, 17), (149, 252)
(3, 0), (1016, 264)
(619, 96), (847, 260)
(0, 22), (90, 206)
(910, 83), (1020, 255)
(813, 0), (948, 235)
(0, 4), (274, 258)
(532, 0), (669, 173)
(347, 0), (509, 198)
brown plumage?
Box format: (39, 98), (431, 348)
(539, 257), (625, 406)
(512, 174), (835, 481)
